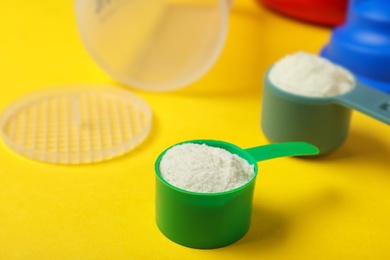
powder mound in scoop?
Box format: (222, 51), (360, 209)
(159, 143), (255, 193)
(269, 51), (355, 97)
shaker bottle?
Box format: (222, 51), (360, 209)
(75, 0), (232, 91)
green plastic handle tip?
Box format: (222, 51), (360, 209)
(244, 142), (319, 162)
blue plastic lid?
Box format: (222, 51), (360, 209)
(321, 0), (390, 93)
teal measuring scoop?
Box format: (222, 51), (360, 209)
(155, 139), (318, 249)
(261, 69), (390, 155)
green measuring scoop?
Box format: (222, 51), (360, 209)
(261, 69), (390, 155)
(155, 139), (318, 249)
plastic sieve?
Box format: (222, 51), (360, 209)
(0, 85), (152, 164)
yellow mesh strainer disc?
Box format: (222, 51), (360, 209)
(0, 85), (152, 164)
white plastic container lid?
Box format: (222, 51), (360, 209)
(0, 85), (152, 164)
(75, 0), (230, 91)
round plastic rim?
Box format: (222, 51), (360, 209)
(155, 139), (259, 196)
(265, 68), (357, 105)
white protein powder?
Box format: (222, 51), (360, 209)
(159, 143), (255, 193)
(269, 51), (355, 97)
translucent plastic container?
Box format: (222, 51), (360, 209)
(75, 0), (231, 91)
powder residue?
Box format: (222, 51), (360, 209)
(269, 51), (355, 97)
(159, 143), (255, 193)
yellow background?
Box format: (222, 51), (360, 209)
(1, 0), (390, 259)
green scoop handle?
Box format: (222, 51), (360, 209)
(244, 142), (319, 161)
(332, 83), (390, 125)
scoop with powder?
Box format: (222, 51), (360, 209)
(269, 51), (355, 97)
(159, 143), (255, 193)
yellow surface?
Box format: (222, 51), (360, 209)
(1, 1), (390, 259)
